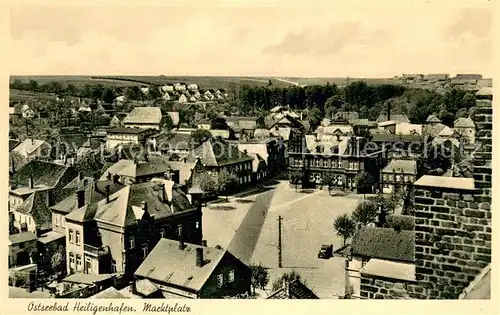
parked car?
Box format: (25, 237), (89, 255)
(318, 244), (333, 259)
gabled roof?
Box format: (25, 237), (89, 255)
(423, 123), (447, 136)
(9, 139), (20, 151)
(99, 158), (171, 181)
(376, 114), (410, 124)
(12, 139), (49, 157)
(334, 111), (359, 121)
(123, 107), (162, 125)
(11, 160), (74, 190)
(454, 117), (475, 128)
(351, 227), (415, 262)
(237, 142), (269, 164)
(426, 115), (441, 123)
(267, 279), (319, 299)
(382, 159), (417, 174)
(15, 191), (53, 231)
(186, 139), (253, 167)
(438, 125), (455, 137)
(135, 239), (228, 292)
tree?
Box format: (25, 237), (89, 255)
(211, 117), (229, 130)
(288, 170), (302, 191)
(216, 169), (238, 200)
(307, 106), (323, 130)
(354, 171), (374, 197)
(51, 245), (66, 279)
(195, 172), (217, 195)
(352, 201), (378, 226)
(321, 173), (336, 193)
(27, 80), (39, 92)
(271, 270), (305, 292)
(148, 85), (162, 100)
(101, 88), (115, 104)
(250, 264), (269, 294)
(333, 213), (356, 245)
(75, 151), (104, 179)
(124, 86), (140, 100)
(190, 129), (212, 146)
(162, 114), (174, 132)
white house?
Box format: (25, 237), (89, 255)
(187, 84), (199, 90)
(174, 83), (187, 91)
(454, 118), (475, 145)
(178, 94), (188, 104)
(123, 107), (163, 130)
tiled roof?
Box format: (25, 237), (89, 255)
(107, 127), (151, 134)
(186, 139), (253, 167)
(382, 159), (417, 174)
(135, 279), (159, 297)
(13, 161), (76, 191)
(351, 227), (415, 262)
(64, 273), (114, 285)
(8, 231), (37, 245)
(16, 191), (53, 231)
(37, 231), (65, 244)
(135, 239), (227, 292)
(454, 118), (475, 128)
(90, 287), (128, 299)
(123, 107), (162, 125)
(99, 159), (171, 181)
(267, 279), (319, 299)
(376, 114), (410, 124)
(371, 133), (422, 142)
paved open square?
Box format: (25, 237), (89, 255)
(202, 181), (362, 298)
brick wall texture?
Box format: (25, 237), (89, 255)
(360, 96), (492, 299)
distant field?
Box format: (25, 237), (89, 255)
(10, 89), (58, 102)
(281, 77), (397, 87)
(10, 76), (295, 90)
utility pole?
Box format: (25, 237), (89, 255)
(277, 216), (283, 268)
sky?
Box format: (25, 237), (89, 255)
(8, 1), (495, 78)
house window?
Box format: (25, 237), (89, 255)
(177, 224), (183, 237)
(396, 175), (401, 182)
(111, 260), (117, 273)
(61, 217), (66, 228)
(383, 174), (388, 181)
(55, 215), (60, 226)
(76, 254), (82, 271)
(76, 231), (81, 246)
(160, 228), (165, 238)
(129, 236), (135, 249)
(69, 253), (75, 269)
(228, 270), (235, 283)
(69, 229), (74, 244)
(196, 221), (200, 229)
(142, 243), (148, 258)
(217, 274), (224, 288)
(315, 159), (321, 167)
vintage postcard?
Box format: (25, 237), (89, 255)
(1, 0), (497, 314)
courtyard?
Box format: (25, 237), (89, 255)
(202, 181), (362, 298)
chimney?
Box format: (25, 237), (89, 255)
(113, 174), (120, 183)
(78, 172), (83, 181)
(130, 280), (137, 295)
(28, 176), (34, 189)
(105, 185), (111, 203)
(283, 279), (291, 298)
(141, 201), (148, 211)
(387, 101), (391, 121)
(77, 190), (85, 208)
(202, 240), (207, 247)
(179, 239), (185, 250)
(196, 247), (204, 267)
(31, 138), (34, 145)
(183, 158), (187, 163)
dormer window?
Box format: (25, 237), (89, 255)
(129, 236), (135, 249)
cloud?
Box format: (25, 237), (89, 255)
(8, 4), (493, 77)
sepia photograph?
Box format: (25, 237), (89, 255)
(2, 0), (496, 312)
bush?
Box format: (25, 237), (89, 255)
(385, 215), (415, 231)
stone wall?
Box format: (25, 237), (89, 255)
(410, 96), (493, 299)
(360, 275), (424, 299)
